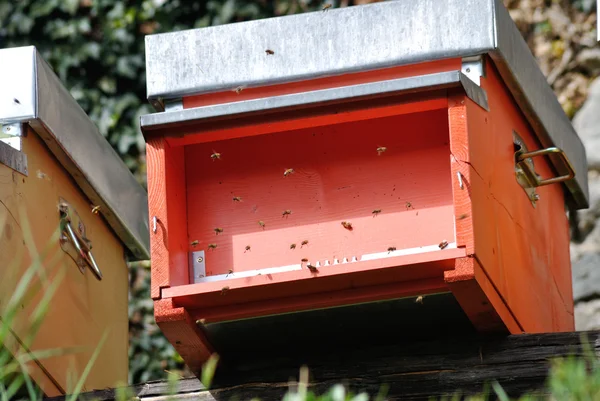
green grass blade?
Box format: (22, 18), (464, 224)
(66, 329), (109, 401)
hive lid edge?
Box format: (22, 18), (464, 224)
(0, 45), (150, 260)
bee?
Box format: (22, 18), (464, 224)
(405, 201), (413, 209)
(416, 296), (424, 304)
(283, 168), (295, 177)
(196, 318), (206, 325)
(376, 146), (387, 156)
(234, 86), (245, 94)
(265, 49), (275, 55)
(208, 243), (218, 250)
(91, 205), (101, 214)
(341, 221), (353, 230)
(214, 227), (224, 235)
(439, 240), (449, 250)
(387, 246), (396, 253)
(301, 240), (309, 247)
(191, 240), (199, 246)
(322, 3), (332, 10)
(210, 150), (221, 161)
(226, 269), (234, 277)
(245, 245), (251, 252)
(221, 286), (230, 295)
(301, 258), (309, 263)
(290, 243), (297, 250)
(458, 213), (469, 220)
(258, 220), (266, 229)
(372, 209), (382, 216)
(307, 264), (318, 273)
(282, 209), (292, 217)
(233, 196), (242, 202)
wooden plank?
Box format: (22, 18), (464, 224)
(0, 128), (129, 395)
(43, 331), (600, 401)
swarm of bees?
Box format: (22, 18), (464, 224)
(341, 221), (353, 230)
(439, 240), (449, 250)
(284, 168), (295, 177)
(214, 227), (224, 235)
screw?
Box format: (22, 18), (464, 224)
(197, 256), (204, 263)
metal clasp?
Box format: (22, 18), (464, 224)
(58, 198), (102, 280)
(513, 131), (575, 208)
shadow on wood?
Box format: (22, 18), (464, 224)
(44, 331), (600, 401)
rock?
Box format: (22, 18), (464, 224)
(573, 78), (600, 169)
(571, 218), (600, 302)
(572, 170), (600, 243)
(575, 299), (600, 331)
(576, 48), (600, 74)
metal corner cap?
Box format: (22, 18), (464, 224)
(0, 45), (151, 260)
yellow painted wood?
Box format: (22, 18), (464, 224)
(0, 127), (129, 396)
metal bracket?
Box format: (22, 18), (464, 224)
(189, 250), (206, 283)
(58, 198), (103, 280)
(513, 131), (575, 208)
(461, 56), (486, 87)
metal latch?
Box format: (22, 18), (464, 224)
(58, 198), (102, 280)
(513, 131), (575, 208)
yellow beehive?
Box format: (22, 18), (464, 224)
(0, 46), (150, 396)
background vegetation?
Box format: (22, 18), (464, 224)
(0, 0), (597, 385)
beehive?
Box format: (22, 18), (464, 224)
(0, 46), (150, 395)
(140, 0), (588, 373)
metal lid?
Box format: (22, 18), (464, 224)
(142, 0), (588, 209)
(0, 46), (150, 260)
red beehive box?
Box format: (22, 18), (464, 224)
(140, 0), (589, 373)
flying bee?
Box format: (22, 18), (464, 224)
(245, 245), (251, 252)
(233, 196), (242, 202)
(221, 286), (230, 295)
(282, 209), (292, 218)
(208, 243), (218, 250)
(405, 201), (413, 209)
(258, 220), (266, 229)
(416, 296), (424, 304)
(439, 240), (449, 250)
(283, 168), (295, 177)
(372, 209), (382, 217)
(322, 3), (332, 10)
(265, 49), (275, 55)
(301, 240), (309, 247)
(301, 258), (309, 263)
(387, 246), (397, 253)
(341, 221), (353, 230)
(290, 243), (297, 250)
(214, 227), (224, 235)
(376, 146), (387, 156)
(210, 150), (221, 161)
(91, 205), (101, 214)
(307, 264), (318, 272)
(191, 240), (199, 246)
